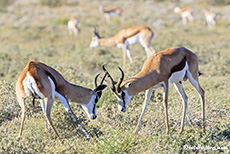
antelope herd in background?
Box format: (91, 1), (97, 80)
(173, 6), (216, 28)
(90, 25), (155, 66)
(15, 3), (218, 143)
(68, 16), (80, 36)
(204, 9), (216, 29)
(98, 5), (122, 23)
(174, 6), (194, 25)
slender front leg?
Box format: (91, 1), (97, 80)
(124, 42), (133, 63)
(182, 16), (187, 25)
(19, 98), (26, 137)
(55, 92), (91, 138)
(187, 72), (205, 133)
(133, 88), (153, 134)
(163, 81), (170, 135)
(173, 82), (188, 133)
(44, 97), (62, 144)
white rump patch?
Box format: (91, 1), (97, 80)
(22, 72), (45, 99)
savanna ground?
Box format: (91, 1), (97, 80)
(0, 0), (229, 153)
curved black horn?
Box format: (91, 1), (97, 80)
(116, 66), (124, 93)
(100, 70), (108, 85)
(102, 64), (116, 93)
(94, 73), (101, 87)
(94, 26), (100, 38)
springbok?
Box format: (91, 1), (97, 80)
(90, 26), (155, 66)
(174, 6), (194, 25)
(16, 61), (107, 143)
(68, 17), (80, 36)
(204, 10), (216, 29)
(98, 5), (122, 23)
(103, 46), (205, 135)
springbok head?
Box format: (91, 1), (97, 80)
(102, 65), (132, 112)
(82, 72), (107, 120)
(89, 26), (101, 48)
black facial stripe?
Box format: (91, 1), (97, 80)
(97, 92), (102, 98)
(95, 96), (99, 103)
(93, 96), (99, 115)
(93, 104), (96, 115)
(121, 91), (126, 109)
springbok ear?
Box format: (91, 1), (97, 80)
(91, 84), (107, 94)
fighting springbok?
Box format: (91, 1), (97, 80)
(98, 5), (122, 23)
(204, 10), (216, 29)
(16, 61), (107, 143)
(103, 46), (205, 135)
(174, 6), (194, 25)
(68, 17), (80, 36)
(90, 26), (155, 66)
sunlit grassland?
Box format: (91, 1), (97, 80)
(0, 0), (229, 153)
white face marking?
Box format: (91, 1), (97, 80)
(22, 72), (45, 99)
(117, 90), (132, 112)
(81, 95), (97, 120)
(89, 37), (99, 48)
(174, 7), (180, 13)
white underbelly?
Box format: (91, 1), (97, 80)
(152, 62), (188, 89)
(126, 33), (140, 45)
(108, 11), (117, 16)
(182, 11), (190, 17)
(169, 62), (188, 83)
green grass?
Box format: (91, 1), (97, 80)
(0, 0), (229, 153)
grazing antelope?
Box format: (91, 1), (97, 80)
(68, 17), (80, 36)
(174, 6), (194, 25)
(16, 61), (107, 143)
(103, 46), (205, 135)
(204, 10), (216, 29)
(90, 26), (155, 66)
(98, 5), (122, 23)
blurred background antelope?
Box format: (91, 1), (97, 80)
(204, 9), (216, 29)
(98, 5), (122, 23)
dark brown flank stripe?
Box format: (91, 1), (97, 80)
(170, 57), (186, 77)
